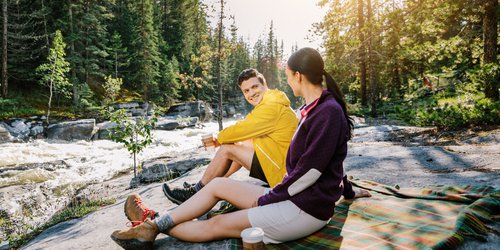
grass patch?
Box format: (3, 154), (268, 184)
(8, 199), (116, 248)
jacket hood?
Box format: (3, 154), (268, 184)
(260, 89), (291, 107)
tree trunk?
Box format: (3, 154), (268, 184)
(41, 0), (49, 49)
(216, 0), (224, 131)
(68, 0), (79, 106)
(483, 0), (498, 100)
(2, 0), (8, 98)
(358, 0), (367, 106)
(367, 0), (377, 116)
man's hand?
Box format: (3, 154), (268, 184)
(213, 138), (221, 148)
(201, 134), (214, 150)
(201, 134), (221, 150)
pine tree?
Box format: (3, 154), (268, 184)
(128, 0), (162, 102)
(64, 0), (112, 106)
(2, 0), (50, 94)
(262, 21), (279, 89)
(107, 31), (129, 78)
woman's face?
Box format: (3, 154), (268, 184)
(285, 66), (300, 97)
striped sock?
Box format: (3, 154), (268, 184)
(194, 181), (205, 192)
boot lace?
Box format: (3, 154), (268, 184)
(127, 198), (156, 227)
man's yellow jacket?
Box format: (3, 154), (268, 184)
(217, 89), (298, 187)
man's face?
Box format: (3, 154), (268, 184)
(240, 77), (268, 106)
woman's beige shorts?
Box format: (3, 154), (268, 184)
(247, 190), (328, 244)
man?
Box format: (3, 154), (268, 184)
(162, 68), (298, 205)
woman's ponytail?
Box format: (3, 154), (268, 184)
(323, 70), (354, 140)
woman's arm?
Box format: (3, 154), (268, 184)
(258, 108), (344, 206)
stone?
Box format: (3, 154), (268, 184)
(165, 101), (213, 122)
(47, 119), (97, 141)
(4, 119), (30, 140)
(155, 118), (180, 130)
(177, 117), (199, 129)
(0, 123), (13, 143)
(0, 241), (9, 250)
(226, 105), (236, 116)
(30, 125), (44, 137)
(463, 131), (500, 145)
(113, 102), (140, 109)
(94, 121), (119, 139)
(138, 156), (211, 183)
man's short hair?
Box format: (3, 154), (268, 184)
(237, 68), (267, 86)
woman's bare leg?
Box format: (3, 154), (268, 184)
(168, 209), (251, 242)
(169, 177), (265, 225)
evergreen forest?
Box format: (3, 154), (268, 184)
(0, 0), (498, 130)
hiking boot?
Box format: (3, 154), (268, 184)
(162, 183), (196, 205)
(125, 194), (158, 227)
(207, 200), (239, 218)
(183, 181), (195, 189)
(111, 219), (159, 250)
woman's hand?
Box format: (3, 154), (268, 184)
(251, 199), (258, 208)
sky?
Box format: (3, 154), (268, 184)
(202, 0), (328, 57)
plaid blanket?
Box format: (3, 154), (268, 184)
(230, 179), (499, 250)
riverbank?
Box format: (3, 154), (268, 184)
(0, 120), (237, 245)
(9, 123), (499, 249)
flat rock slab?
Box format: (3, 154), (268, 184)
(22, 166), (264, 250)
(21, 126), (500, 250)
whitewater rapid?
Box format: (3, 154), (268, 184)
(0, 120), (235, 189)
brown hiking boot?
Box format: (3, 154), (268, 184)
(124, 194), (158, 227)
(111, 219), (159, 250)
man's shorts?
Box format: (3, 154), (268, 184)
(249, 152), (268, 184)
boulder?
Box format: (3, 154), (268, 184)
(0, 123), (13, 143)
(4, 119), (30, 140)
(176, 117), (199, 129)
(112, 102), (140, 109)
(0, 241), (9, 250)
(111, 102), (151, 117)
(155, 117), (198, 131)
(94, 121), (119, 139)
(30, 124), (44, 137)
(225, 105), (236, 116)
(47, 119), (97, 141)
(165, 101), (212, 122)
(463, 131), (500, 145)
(138, 156), (211, 183)
(156, 118), (180, 130)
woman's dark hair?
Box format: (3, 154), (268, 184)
(237, 68), (267, 86)
(287, 47), (354, 139)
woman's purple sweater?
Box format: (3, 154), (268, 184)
(257, 90), (349, 220)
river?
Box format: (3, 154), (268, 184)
(0, 120), (234, 189)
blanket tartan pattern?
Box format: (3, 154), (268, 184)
(230, 179), (499, 250)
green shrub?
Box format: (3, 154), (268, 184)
(413, 99), (499, 130)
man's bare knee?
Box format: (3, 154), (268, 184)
(217, 144), (238, 159)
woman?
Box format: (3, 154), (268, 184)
(111, 47), (370, 249)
